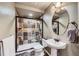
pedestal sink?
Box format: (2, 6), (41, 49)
(42, 39), (66, 56)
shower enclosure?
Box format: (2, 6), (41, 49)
(15, 16), (43, 54)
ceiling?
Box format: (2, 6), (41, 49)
(16, 7), (42, 18)
(15, 2), (51, 18)
(16, 2), (51, 11)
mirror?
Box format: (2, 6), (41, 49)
(52, 9), (69, 35)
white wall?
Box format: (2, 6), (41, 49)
(2, 35), (15, 56)
(43, 4), (58, 39)
(0, 2), (15, 40)
(64, 2), (78, 23)
(0, 2), (15, 56)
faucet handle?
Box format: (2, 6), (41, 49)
(54, 39), (59, 42)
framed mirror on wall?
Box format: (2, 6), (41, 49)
(15, 16), (43, 52)
(52, 9), (69, 35)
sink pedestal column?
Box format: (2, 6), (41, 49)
(51, 48), (57, 56)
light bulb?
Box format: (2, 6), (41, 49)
(61, 7), (65, 10)
(56, 9), (60, 13)
(56, 2), (61, 7)
(51, 6), (55, 10)
(28, 13), (33, 17)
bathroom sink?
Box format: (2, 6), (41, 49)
(42, 38), (67, 56)
(42, 39), (66, 49)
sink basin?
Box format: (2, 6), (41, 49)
(42, 38), (66, 56)
(42, 39), (66, 49)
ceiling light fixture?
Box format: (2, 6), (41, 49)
(61, 7), (65, 10)
(54, 2), (65, 13)
(56, 2), (61, 8)
(28, 13), (33, 17)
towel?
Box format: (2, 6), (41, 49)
(68, 29), (78, 43)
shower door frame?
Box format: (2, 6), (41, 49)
(15, 16), (43, 53)
(0, 41), (4, 56)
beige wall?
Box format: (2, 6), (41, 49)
(0, 2), (15, 40)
